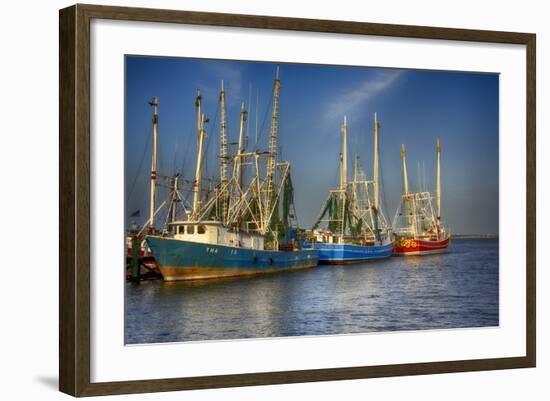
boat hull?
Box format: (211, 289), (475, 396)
(304, 242), (393, 264)
(393, 237), (450, 256)
(146, 236), (318, 281)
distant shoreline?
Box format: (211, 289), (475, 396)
(452, 234), (499, 239)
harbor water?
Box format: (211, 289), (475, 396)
(125, 238), (498, 344)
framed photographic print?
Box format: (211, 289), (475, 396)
(59, 4), (536, 397)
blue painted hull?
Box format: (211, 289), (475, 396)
(303, 242), (393, 264)
(146, 236), (318, 281)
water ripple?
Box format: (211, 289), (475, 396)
(125, 238), (499, 344)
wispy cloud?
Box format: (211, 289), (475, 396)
(197, 63), (245, 109)
(325, 70), (404, 122)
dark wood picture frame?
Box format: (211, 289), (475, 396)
(59, 3), (536, 397)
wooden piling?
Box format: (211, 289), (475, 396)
(131, 236), (140, 284)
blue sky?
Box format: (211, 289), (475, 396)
(125, 56), (499, 235)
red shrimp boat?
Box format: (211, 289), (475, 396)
(393, 236), (450, 255)
(392, 139), (450, 256)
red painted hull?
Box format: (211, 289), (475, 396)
(127, 247), (154, 258)
(393, 237), (450, 255)
(126, 248), (158, 269)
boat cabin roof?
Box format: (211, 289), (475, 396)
(168, 220), (223, 227)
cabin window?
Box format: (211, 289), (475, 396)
(197, 225), (206, 234)
(177, 226), (185, 235)
(187, 225), (195, 234)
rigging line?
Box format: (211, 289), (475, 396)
(180, 93), (200, 175)
(377, 133), (390, 224)
(331, 150), (340, 188)
(417, 160), (422, 193)
(256, 90), (273, 149)
(172, 134), (179, 175)
(255, 88), (259, 147)
(246, 82), (252, 140)
(180, 120), (193, 176)
(277, 115), (284, 162)
(379, 160), (390, 225)
(422, 160), (427, 193)
(125, 125), (151, 205)
(204, 99), (220, 179)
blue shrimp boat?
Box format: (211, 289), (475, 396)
(310, 241), (393, 264)
(146, 68), (318, 280)
(304, 113), (393, 264)
(147, 222), (317, 281)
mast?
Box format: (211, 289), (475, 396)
(236, 102), (248, 191)
(352, 155), (358, 204)
(373, 112), (381, 242)
(401, 143), (415, 235)
(169, 174), (179, 223)
(401, 144), (409, 196)
(353, 155), (359, 183)
(373, 112), (380, 211)
(264, 66), (281, 229)
(219, 81), (228, 223)
(192, 90), (207, 219)
(340, 116), (348, 238)
(148, 96), (158, 229)
(230, 101), (248, 220)
(351, 154), (359, 233)
(340, 116), (348, 192)
(255, 89), (259, 146)
(436, 137), (441, 222)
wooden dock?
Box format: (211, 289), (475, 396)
(126, 236), (162, 283)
